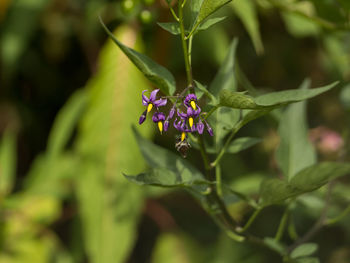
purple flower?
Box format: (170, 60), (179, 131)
(184, 93), (198, 110)
(186, 106), (201, 129)
(139, 89), (167, 125)
(174, 118), (192, 142)
(152, 112), (166, 134)
(168, 106), (176, 119)
(197, 120), (204, 134)
(204, 119), (213, 136)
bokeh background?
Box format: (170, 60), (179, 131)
(0, 0), (350, 262)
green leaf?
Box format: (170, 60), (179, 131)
(75, 25), (151, 263)
(276, 79), (316, 180)
(226, 137), (261, 154)
(0, 129), (16, 196)
(291, 243), (318, 259)
(231, 0), (264, 54)
(100, 17), (176, 95)
(130, 127), (206, 187)
(254, 82), (338, 107)
(192, 0), (232, 32)
(290, 162), (350, 191)
(259, 162), (350, 206)
(47, 89), (87, 158)
(197, 16), (227, 31)
(219, 90), (258, 109)
(157, 22), (181, 35)
(295, 257), (320, 263)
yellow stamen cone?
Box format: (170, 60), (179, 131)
(158, 121), (163, 134)
(189, 117), (194, 128)
(181, 132), (186, 141)
(190, 100), (197, 110)
(147, 103), (153, 113)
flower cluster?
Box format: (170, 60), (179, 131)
(139, 89), (213, 154)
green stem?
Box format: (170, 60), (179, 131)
(178, 0), (192, 86)
(326, 204), (350, 225)
(275, 208), (289, 242)
(216, 164), (223, 197)
(170, 7), (180, 21)
(204, 105), (219, 120)
(185, 22), (200, 40)
(237, 208), (262, 233)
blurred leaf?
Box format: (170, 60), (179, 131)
(151, 233), (192, 263)
(191, 0), (232, 33)
(291, 243), (318, 259)
(47, 89), (87, 158)
(263, 237), (286, 255)
(290, 162), (350, 191)
(276, 79), (316, 180)
(254, 82), (338, 107)
(295, 257), (320, 263)
(219, 90), (257, 109)
(0, 0), (51, 80)
(340, 84), (350, 109)
(0, 129), (16, 197)
(25, 153), (78, 198)
(259, 162), (350, 206)
(226, 137), (261, 153)
(282, 11), (320, 37)
(75, 25), (152, 263)
(232, 0), (264, 54)
(100, 17), (176, 95)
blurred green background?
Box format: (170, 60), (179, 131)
(1, 0), (350, 262)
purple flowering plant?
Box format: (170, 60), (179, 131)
(100, 0), (349, 261)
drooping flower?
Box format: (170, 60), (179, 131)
(184, 93), (198, 110)
(139, 89), (167, 125)
(174, 118), (192, 142)
(152, 112), (166, 134)
(204, 119), (214, 136)
(186, 106), (201, 130)
(197, 119), (204, 134)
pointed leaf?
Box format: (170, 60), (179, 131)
(226, 137), (261, 154)
(193, 0), (232, 32)
(100, 17), (176, 95)
(254, 82), (338, 107)
(276, 79), (316, 180)
(76, 25), (152, 263)
(197, 16), (227, 31)
(259, 162), (350, 206)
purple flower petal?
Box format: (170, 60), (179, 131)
(197, 121), (204, 134)
(177, 110), (187, 120)
(152, 112), (166, 123)
(142, 90), (149, 106)
(168, 107), (175, 119)
(164, 120), (169, 131)
(154, 98), (167, 107)
(149, 89), (159, 102)
(139, 110), (147, 124)
(152, 112), (159, 123)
